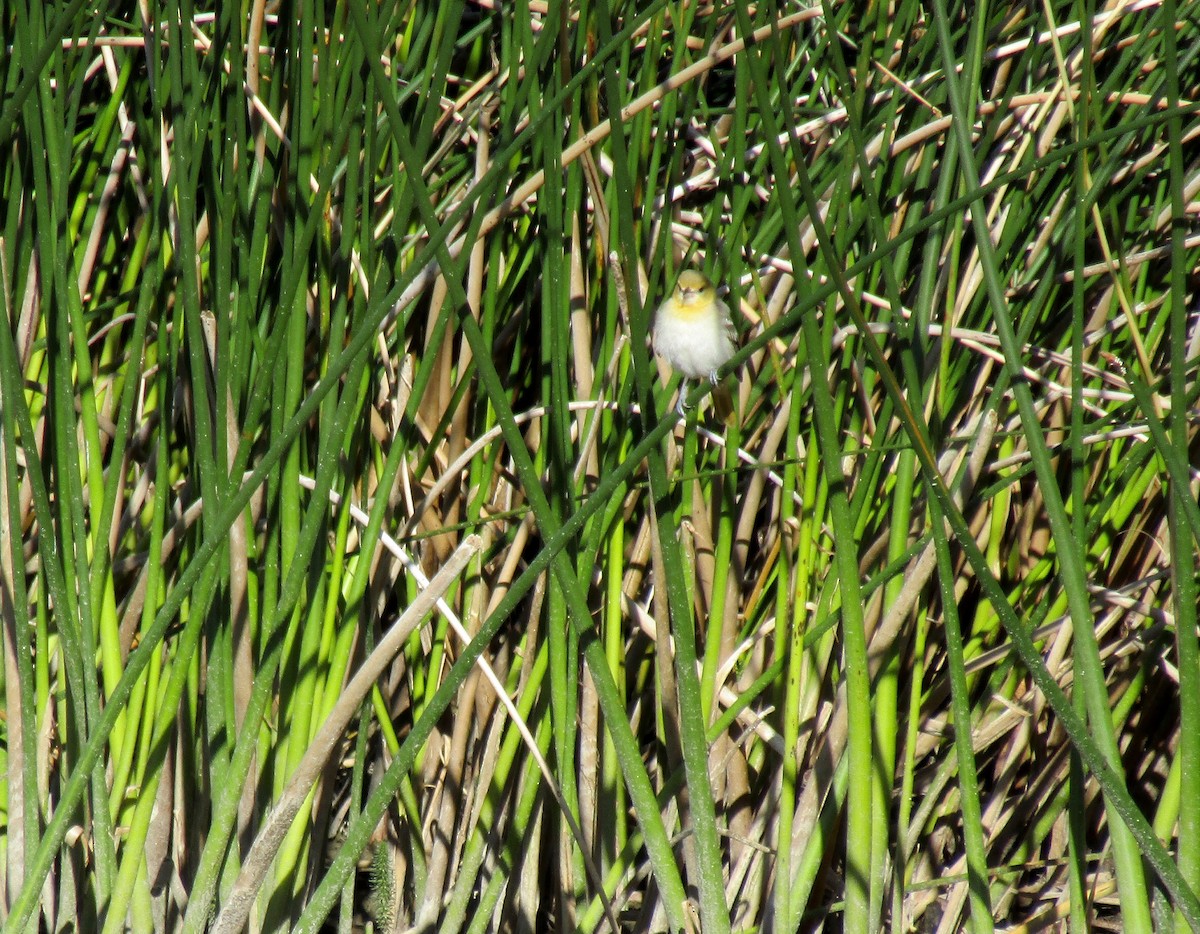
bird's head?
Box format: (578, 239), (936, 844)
(673, 270), (717, 309)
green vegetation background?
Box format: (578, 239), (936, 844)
(2, 0), (1199, 931)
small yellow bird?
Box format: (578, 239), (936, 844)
(653, 269), (737, 416)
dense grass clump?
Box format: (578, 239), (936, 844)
(1, 2), (1199, 932)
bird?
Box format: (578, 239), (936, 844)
(652, 269), (737, 417)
